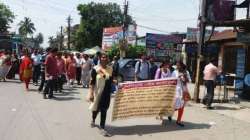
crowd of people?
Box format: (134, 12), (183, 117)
(0, 48), (220, 137)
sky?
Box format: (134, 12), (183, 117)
(1, 0), (247, 47)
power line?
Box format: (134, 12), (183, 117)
(136, 24), (171, 34)
(131, 15), (196, 23)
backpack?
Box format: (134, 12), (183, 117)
(137, 61), (150, 76)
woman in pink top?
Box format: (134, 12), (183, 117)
(56, 52), (66, 92)
(66, 53), (76, 86)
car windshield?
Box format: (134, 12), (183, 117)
(118, 59), (131, 67)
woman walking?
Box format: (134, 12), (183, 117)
(66, 53), (76, 86)
(88, 53), (113, 137)
(171, 61), (191, 127)
(19, 49), (33, 91)
(56, 52), (66, 92)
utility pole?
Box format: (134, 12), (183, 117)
(247, 2), (250, 18)
(60, 26), (63, 51)
(120, 0), (129, 59)
(193, 0), (208, 103)
(67, 15), (72, 50)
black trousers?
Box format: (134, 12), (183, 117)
(76, 67), (82, 84)
(38, 72), (45, 91)
(55, 75), (64, 92)
(43, 79), (56, 97)
(203, 80), (215, 107)
(33, 65), (41, 84)
(92, 109), (107, 129)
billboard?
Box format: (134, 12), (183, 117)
(102, 27), (123, 51)
(102, 25), (137, 51)
(207, 0), (235, 22)
(146, 33), (184, 60)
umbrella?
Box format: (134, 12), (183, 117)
(83, 46), (102, 55)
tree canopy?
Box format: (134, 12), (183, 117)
(0, 3), (14, 32)
(74, 2), (134, 51)
(33, 32), (44, 48)
(18, 17), (36, 37)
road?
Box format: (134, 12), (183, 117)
(1, 80), (250, 140)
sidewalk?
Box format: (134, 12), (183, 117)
(187, 83), (250, 124)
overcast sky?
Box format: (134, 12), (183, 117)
(1, 0), (247, 47)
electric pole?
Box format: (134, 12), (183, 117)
(60, 26), (63, 51)
(120, 0), (129, 59)
(67, 15), (72, 50)
(193, 0), (208, 103)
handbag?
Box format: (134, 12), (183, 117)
(182, 85), (191, 101)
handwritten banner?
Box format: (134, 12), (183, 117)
(112, 78), (177, 121)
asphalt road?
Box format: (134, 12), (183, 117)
(1, 80), (250, 140)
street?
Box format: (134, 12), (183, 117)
(1, 80), (250, 140)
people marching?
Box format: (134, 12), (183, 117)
(3, 46), (220, 137)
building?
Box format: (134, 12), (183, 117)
(183, 29), (250, 99)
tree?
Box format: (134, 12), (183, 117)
(33, 32), (44, 48)
(74, 2), (134, 50)
(18, 17), (36, 38)
(48, 34), (61, 49)
(107, 44), (145, 59)
(0, 3), (14, 33)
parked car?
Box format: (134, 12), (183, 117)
(116, 59), (162, 82)
(117, 59), (138, 82)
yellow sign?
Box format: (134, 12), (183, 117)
(112, 78), (177, 121)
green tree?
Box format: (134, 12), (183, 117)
(33, 32), (44, 48)
(126, 45), (146, 58)
(74, 2), (134, 50)
(0, 3), (14, 32)
(48, 34), (61, 49)
(18, 17), (36, 38)
(107, 45), (120, 59)
(107, 44), (145, 59)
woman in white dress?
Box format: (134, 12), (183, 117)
(171, 61), (191, 127)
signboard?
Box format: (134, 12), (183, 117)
(146, 33), (184, 61)
(186, 27), (217, 42)
(102, 25), (137, 51)
(102, 27), (123, 51)
(127, 24), (137, 45)
(207, 0), (235, 22)
(186, 28), (199, 41)
(112, 78), (177, 121)
(235, 48), (246, 95)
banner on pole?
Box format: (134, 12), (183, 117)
(112, 78), (177, 121)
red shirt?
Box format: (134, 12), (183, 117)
(45, 54), (58, 77)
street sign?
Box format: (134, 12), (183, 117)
(235, 48), (246, 95)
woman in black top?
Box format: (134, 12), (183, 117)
(88, 53), (113, 137)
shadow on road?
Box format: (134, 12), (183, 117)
(212, 105), (241, 110)
(107, 121), (211, 136)
(0, 79), (22, 84)
(52, 96), (81, 101)
(54, 91), (80, 96)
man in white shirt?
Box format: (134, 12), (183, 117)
(75, 53), (83, 85)
(135, 54), (150, 81)
(202, 58), (220, 109)
(81, 54), (92, 88)
(31, 50), (42, 85)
